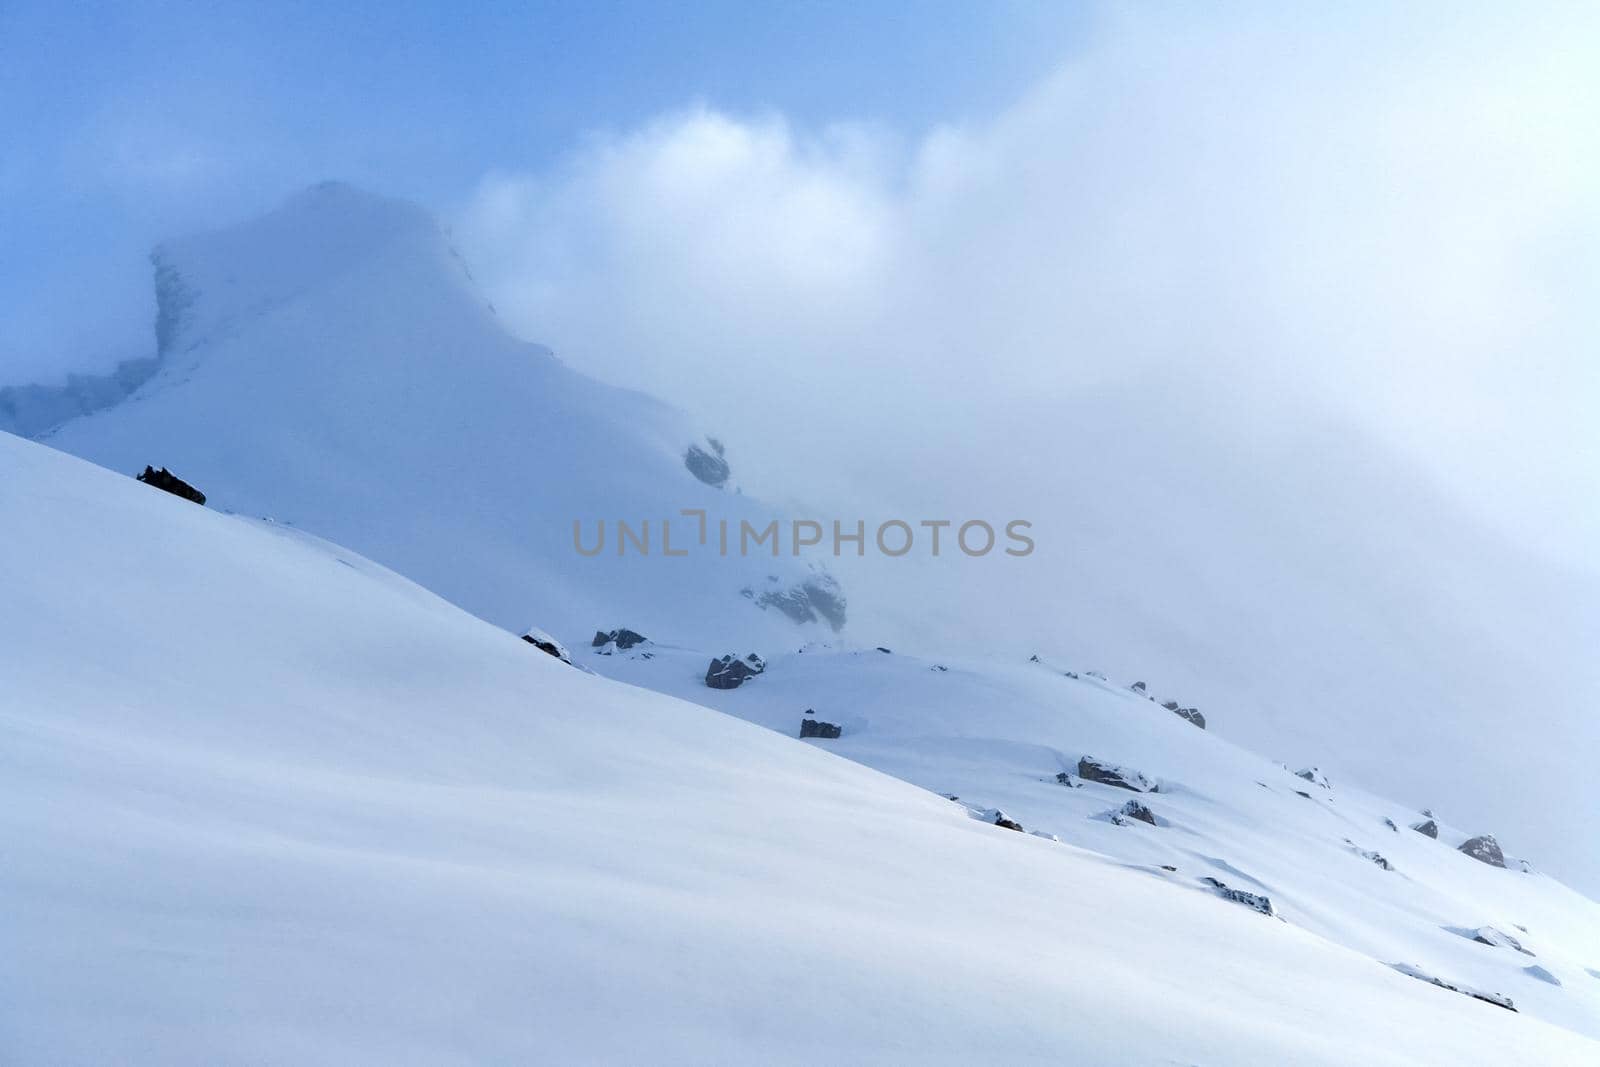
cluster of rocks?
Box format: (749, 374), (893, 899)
(705, 653), (766, 689)
(1390, 963), (1515, 1012)
(742, 572), (848, 632)
(1200, 876), (1276, 917)
(592, 628), (649, 654)
(798, 715), (841, 740)
(1077, 756), (1156, 793)
(520, 626), (572, 665)
(1123, 681), (1206, 729)
(135, 465), (206, 505)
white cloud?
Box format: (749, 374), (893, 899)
(453, 3), (1599, 567)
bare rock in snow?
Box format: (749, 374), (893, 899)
(799, 717), (841, 740)
(136, 465), (206, 506)
(705, 653), (766, 689)
(683, 437), (730, 488)
(520, 626), (571, 665)
(1118, 800), (1157, 825)
(1459, 835), (1507, 868)
(1296, 767), (1330, 789)
(1200, 877), (1276, 917)
(1077, 756), (1156, 793)
(1411, 818), (1439, 838)
(593, 628), (649, 651)
(1172, 707), (1206, 729)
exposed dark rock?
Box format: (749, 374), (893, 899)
(1119, 800), (1157, 825)
(930, 665), (948, 672)
(1384, 818), (1399, 832)
(1459, 835), (1506, 868)
(1200, 877), (1276, 916)
(1077, 756), (1155, 793)
(994, 815), (1024, 832)
(684, 437), (731, 488)
(1160, 864), (1178, 872)
(1130, 681), (1147, 694)
(799, 718), (841, 739)
(1411, 818), (1439, 838)
(520, 626), (571, 665)
(1086, 670), (1106, 680)
(1063, 671), (1079, 679)
(1172, 707), (1206, 729)
(1054, 772), (1077, 787)
(1390, 963), (1515, 1012)
(1296, 767), (1330, 789)
(1028, 654), (1040, 662)
(592, 628), (648, 650)
(1162, 700), (1180, 711)
(705, 653), (766, 689)
(136, 466), (205, 505)
(875, 646), (892, 654)
(1294, 790), (1313, 800)
(753, 572), (847, 632)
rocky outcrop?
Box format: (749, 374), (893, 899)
(705, 653), (766, 689)
(748, 572), (848, 632)
(1390, 963), (1515, 1012)
(993, 814), (1024, 832)
(1077, 756), (1155, 793)
(1172, 707), (1206, 729)
(592, 628), (648, 650)
(1458, 835), (1506, 868)
(520, 626), (571, 665)
(1200, 877), (1276, 917)
(136, 466), (206, 505)
(799, 717), (841, 739)
(1411, 818), (1439, 838)
(684, 437), (730, 488)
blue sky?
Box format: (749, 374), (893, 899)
(0, 0), (1089, 376)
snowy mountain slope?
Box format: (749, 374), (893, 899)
(10, 434), (1599, 1063)
(22, 182), (838, 649)
(588, 639), (1600, 1042)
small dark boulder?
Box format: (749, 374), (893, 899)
(799, 718), (841, 739)
(1077, 756), (1155, 792)
(1172, 707), (1206, 729)
(1296, 767), (1330, 788)
(1458, 835), (1507, 868)
(1054, 771), (1077, 787)
(684, 438), (731, 488)
(875, 646), (892, 654)
(705, 653), (766, 689)
(520, 626), (572, 665)
(1411, 818), (1439, 839)
(1130, 681), (1147, 694)
(136, 465), (205, 505)
(994, 814), (1024, 832)
(1119, 799), (1157, 825)
(1162, 700), (1180, 711)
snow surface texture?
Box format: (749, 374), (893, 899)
(4, 431), (1599, 1064)
(27, 182), (837, 649)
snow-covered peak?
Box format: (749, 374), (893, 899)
(151, 181), (473, 358)
(33, 184), (841, 648)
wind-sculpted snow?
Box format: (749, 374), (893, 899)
(5, 432), (1600, 1063)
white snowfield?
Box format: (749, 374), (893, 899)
(5, 434), (1597, 1065)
